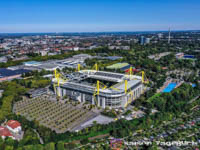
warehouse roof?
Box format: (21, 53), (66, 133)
(23, 61), (41, 66)
(38, 63), (59, 70)
(27, 88), (48, 98)
(106, 56), (123, 60)
(0, 68), (31, 78)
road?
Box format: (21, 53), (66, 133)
(33, 129), (44, 144)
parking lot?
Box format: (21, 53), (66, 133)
(13, 96), (96, 133)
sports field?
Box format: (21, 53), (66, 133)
(106, 63), (129, 69)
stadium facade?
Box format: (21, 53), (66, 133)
(53, 70), (145, 108)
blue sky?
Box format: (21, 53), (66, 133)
(0, 0), (200, 33)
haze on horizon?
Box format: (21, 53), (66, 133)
(0, 0), (200, 33)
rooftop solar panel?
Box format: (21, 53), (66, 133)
(0, 68), (31, 78)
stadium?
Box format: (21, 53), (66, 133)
(53, 67), (147, 108)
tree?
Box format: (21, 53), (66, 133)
(80, 138), (89, 145)
(33, 144), (44, 150)
(56, 141), (65, 150)
(44, 142), (55, 150)
(65, 143), (76, 150)
(5, 137), (15, 147)
(5, 145), (14, 150)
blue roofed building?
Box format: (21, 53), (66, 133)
(0, 68), (31, 82)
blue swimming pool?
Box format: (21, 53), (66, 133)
(192, 84), (196, 87)
(162, 83), (177, 93)
(184, 55), (195, 59)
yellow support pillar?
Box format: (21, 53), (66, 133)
(128, 92), (133, 104)
(97, 80), (100, 95)
(57, 74), (60, 87)
(129, 66), (132, 76)
(125, 80), (127, 94)
(142, 71), (145, 83)
(54, 69), (57, 78)
(77, 64), (81, 71)
(95, 63), (98, 71)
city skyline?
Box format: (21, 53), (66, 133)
(0, 0), (200, 33)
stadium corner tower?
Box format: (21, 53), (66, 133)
(52, 70), (145, 108)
